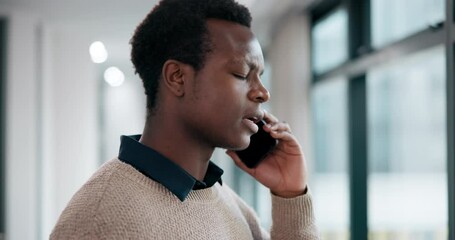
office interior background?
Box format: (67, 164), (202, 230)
(0, 0), (454, 239)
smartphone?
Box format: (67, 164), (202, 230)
(236, 120), (277, 168)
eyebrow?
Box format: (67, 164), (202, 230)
(228, 58), (265, 76)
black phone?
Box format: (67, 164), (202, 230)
(236, 120), (277, 168)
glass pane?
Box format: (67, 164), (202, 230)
(311, 78), (349, 240)
(372, 0), (445, 48)
(367, 45), (447, 239)
(312, 8), (348, 74)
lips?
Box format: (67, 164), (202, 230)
(242, 118), (259, 133)
(242, 110), (265, 133)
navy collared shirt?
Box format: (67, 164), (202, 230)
(118, 135), (223, 201)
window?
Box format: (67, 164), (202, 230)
(371, 0), (445, 48)
(310, 0), (453, 239)
(312, 78), (349, 240)
(367, 45), (447, 239)
(312, 8), (349, 74)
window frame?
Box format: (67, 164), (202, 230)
(0, 17), (6, 239)
(445, 0), (455, 239)
(309, 0), (455, 239)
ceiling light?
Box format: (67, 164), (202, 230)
(104, 67), (124, 87)
(89, 41), (108, 63)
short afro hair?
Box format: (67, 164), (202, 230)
(130, 0), (252, 115)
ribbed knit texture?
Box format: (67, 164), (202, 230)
(51, 159), (319, 239)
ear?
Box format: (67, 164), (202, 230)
(161, 60), (190, 97)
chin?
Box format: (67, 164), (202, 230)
(224, 135), (251, 151)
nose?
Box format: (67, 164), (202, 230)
(248, 80), (270, 103)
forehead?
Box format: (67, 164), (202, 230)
(205, 19), (264, 68)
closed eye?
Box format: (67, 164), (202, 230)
(233, 73), (248, 80)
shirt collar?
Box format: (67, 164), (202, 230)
(118, 135), (223, 201)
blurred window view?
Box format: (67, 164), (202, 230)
(367, 45), (447, 239)
(310, 0), (452, 239)
(312, 8), (348, 74)
(312, 78), (350, 240)
(371, 0), (445, 48)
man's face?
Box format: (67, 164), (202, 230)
(180, 19), (270, 150)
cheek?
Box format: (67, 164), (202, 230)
(213, 87), (246, 111)
(190, 77), (249, 115)
(200, 96), (237, 117)
(192, 93), (243, 128)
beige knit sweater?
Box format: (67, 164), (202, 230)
(51, 159), (319, 239)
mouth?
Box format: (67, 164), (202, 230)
(245, 116), (260, 124)
(242, 110), (265, 133)
(243, 110), (265, 124)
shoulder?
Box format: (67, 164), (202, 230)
(218, 183), (252, 207)
(215, 183), (259, 218)
(50, 159), (118, 238)
(51, 159), (169, 238)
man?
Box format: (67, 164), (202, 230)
(51, 0), (319, 239)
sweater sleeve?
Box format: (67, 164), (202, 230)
(225, 185), (319, 240)
(224, 186), (270, 239)
(270, 192), (320, 240)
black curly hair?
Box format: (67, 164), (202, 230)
(130, 0), (252, 116)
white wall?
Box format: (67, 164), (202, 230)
(5, 9), (39, 240)
(101, 63), (146, 163)
(1, 9), (100, 239)
(268, 13), (314, 172)
(40, 25), (99, 239)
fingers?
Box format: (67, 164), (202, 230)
(269, 129), (295, 142)
(261, 111), (296, 143)
(266, 121), (291, 133)
(262, 110), (279, 123)
(262, 110), (291, 132)
(263, 113), (291, 133)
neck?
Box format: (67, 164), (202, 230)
(139, 114), (215, 182)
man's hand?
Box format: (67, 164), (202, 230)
(226, 111), (308, 198)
